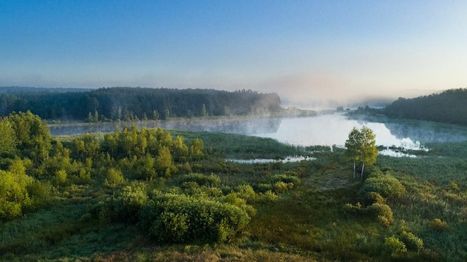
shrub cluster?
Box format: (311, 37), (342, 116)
(140, 193), (251, 243)
(384, 236), (407, 257)
(360, 173), (406, 199)
(179, 173), (221, 187)
(97, 181), (254, 244)
(255, 173), (300, 194)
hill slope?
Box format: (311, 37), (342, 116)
(383, 89), (467, 125)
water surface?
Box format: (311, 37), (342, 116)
(50, 113), (467, 149)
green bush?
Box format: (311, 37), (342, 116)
(140, 193), (251, 243)
(273, 181), (291, 193)
(257, 190), (279, 202)
(256, 183), (273, 193)
(54, 170), (67, 186)
(364, 191), (386, 205)
(346, 201), (393, 226)
(179, 173), (221, 187)
(368, 203), (393, 226)
(0, 169), (32, 220)
(399, 231), (424, 252)
(220, 192), (256, 217)
(104, 168), (125, 188)
(384, 236), (407, 257)
(429, 218), (448, 231)
(105, 183), (148, 223)
(360, 174), (405, 199)
(235, 184), (257, 201)
(181, 182), (223, 197)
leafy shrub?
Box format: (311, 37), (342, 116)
(256, 183), (273, 193)
(429, 218), (448, 231)
(181, 182), (223, 197)
(257, 190), (279, 202)
(344, 199), (393, 226)
(399, 231), (424, 252)
(77, 168), (92, 184)
(179, 173), (221, 187)
(273, 181), (290, 193)
(364, 192), (386, 205)
(235, 184), (257, 201)
(360, 174), (405, 199)
(220, 192), (256, 217)
(140, 193), (251, 243)
(105, 168), (125, 187)
(0, 170), (32, 220)
(54, 170), (68, 186)
(368, 203), (393, 226)
(104, 183), (148, 223)
(384, 236), (407, 257)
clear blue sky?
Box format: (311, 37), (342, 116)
(1, 0), (467, 104)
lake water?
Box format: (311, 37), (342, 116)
(226, 156), (316, 164)
(49, 113), (467, 149)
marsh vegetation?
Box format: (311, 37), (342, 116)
(0, 111), (465, 261)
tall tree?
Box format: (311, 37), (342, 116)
(345, 127), (378, 179)
(0, 119), (16, 155)
(345, 127), (361, 178)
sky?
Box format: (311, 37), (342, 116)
(1, 0), (467, 106)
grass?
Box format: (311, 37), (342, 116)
(1, 131), (466, 261)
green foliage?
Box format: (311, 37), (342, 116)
(429, 218), (448, 231)
(104, 168), (125, 188)
(367, 202), (393, 226)
(0, 169), (32, 220)
(0, 119), (16, 155)
(156, 146), (176, 177)
(54, 170), (68, 186)
(345, 126), (378, 177)
(26, 180), (53, 209)
(140, 193), (251, 243)
(384, 88), (467, 126)
(6, 112), (51, 162)
(235, 184), (257, 202)
(365, 191), (386, 205)
(384, 236), (407, 257)
(360, 173), (405, 199)
(103, 183), (148, 223)
(179, 173), (221, 187)
(190, 138), (204, 159)
(399, 231), (424, 252)
(0, 87), (282, 120)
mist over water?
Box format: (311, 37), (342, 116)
(50, 112), (467, 149)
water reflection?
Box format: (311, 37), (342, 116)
(50, 113), (467, 148)
(50, 117), (282, 136)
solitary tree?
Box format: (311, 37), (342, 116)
(345, 127), (378, 179)
(345, 127), (361, 178)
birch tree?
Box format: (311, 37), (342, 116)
(345, 127), (378, 179)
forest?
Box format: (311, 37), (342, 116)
(383, 89), (467, 126)
(0, 87), (282, 121)
(0, 112), (465, 261)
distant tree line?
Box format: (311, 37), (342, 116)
(0, 87), (282, 121)
(383, 89), (467, 126)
